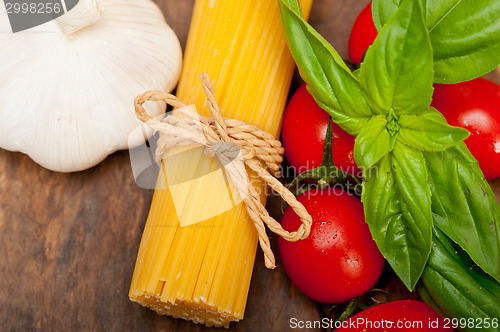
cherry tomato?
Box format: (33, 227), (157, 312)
(431, 78), (500, 180)
(337, 300), (451, 331)
(348, 2), (378, 64)
(281, 84), (359, 176)
(278, 188), (384, 303)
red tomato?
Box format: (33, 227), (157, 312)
(431, 78), (500, 180)
(348, 2), (378, 64)
(278, 188), (384, 303)
(337, 300), (451, 331)
(281, 84), (360, 176)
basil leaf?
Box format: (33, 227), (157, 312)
(423, 142), (500, 283)
(418, 227), (500, 325)
(359, 0), (433, 116)
(417, 285), (448, 318)
(277, 0), (372, 135)
(353, 115), (391, 170)
(372, 0), (500, 84)
(362, 141), (432, 290)
(398, 111), (470, 151)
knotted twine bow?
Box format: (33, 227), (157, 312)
(134, 73), (312, 269)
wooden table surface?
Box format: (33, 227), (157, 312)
(1, 1), (499, 331)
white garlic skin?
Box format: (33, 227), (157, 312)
(0, 0), (182, 172)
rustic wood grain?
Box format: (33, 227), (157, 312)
(0, 0), (498, 331)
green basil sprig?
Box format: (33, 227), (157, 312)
(372, 0), (500, 84)
(278, 0), (470, 290)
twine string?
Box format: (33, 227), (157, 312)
(134, 73), (312, 269)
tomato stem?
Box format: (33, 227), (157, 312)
(288, 119), (362, 196)
(325, 288), (391, 325)
(337, 298), (359, 322)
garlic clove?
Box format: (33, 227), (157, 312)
(0, 0), (182, 172)
(56, 0), (103, 37)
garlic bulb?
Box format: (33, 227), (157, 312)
(0, 0), (182, 172)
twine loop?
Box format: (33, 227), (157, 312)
(134, 73), (312, 269)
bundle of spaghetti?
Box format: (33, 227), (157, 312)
(129, 0), (313, 327)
